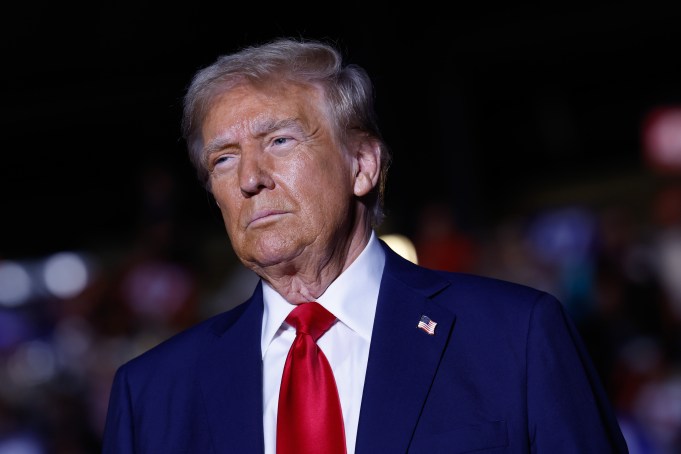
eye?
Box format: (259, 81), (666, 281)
(268, 136), (298, 156)
(209, 153), (237, 172)
(272, 137), (290, 146)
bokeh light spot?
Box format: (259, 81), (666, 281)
(42, 252), (89, 299)
(0, 261), (32, 307)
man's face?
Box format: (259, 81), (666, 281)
(200, 82), (357, 271)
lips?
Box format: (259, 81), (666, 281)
(246, 209), (288, 227)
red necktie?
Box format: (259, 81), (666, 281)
(277, 302), (347, 454)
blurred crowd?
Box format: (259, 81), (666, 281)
(413, 180), (681, 454)
(1, 168), (680, 453)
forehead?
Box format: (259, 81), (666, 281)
(205, 80), (327, 129)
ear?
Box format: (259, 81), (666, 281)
(352, 137), (381, 197)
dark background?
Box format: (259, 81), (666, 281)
(3, 3), (681, 258)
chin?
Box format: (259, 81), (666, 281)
(241, 237), (305, 268)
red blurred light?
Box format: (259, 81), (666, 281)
(642, 106), (681, 174)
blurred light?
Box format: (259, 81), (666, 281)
(42, 252), (89, 299)
(380, 233), (418, 264)
(0, 260), (32, 307)
(122, 261), (193, 320)
(654, 230), (681, 315)
(633, 371), (681, 449)
(7, 340), (57, 386)
(53, 316), (94, 373)
(526, 207), (596, 266)
(0, 310), (34, 350)
(0, 436), (45, 454)
(643, 106), (681, 173)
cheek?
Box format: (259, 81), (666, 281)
(299, 163), (353, 216)
(212, 185), (241, 225)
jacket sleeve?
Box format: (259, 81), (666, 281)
(526, 293), (629, 453)
(101, 366), (136, 454)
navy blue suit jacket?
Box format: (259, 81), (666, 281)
(102, 241), (628, 453)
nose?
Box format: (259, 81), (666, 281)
(238, 149), (274, 197)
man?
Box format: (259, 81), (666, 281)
(102, 38), (628, 453)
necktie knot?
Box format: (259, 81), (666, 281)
(286, 301), (336, 342)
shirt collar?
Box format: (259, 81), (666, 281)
(261, 231), (385, 358)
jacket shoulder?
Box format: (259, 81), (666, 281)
(118, 299), (253, 376)
(382, 239), (558, 312)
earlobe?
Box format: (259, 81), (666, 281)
(354, 173), (371, 196)
(353, 139), (381, 197)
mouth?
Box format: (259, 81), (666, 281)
(246, 209), (288, 227)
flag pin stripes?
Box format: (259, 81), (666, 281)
(417, 315), (437, 335)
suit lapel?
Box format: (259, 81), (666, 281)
(356, 244), (456, 454)
(198, 283), (266, 454)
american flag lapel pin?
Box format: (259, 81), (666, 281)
(417, 315), (437, 335)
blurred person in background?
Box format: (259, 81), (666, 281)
(101, 37), (628, 453)
(413, 199), (479, 273)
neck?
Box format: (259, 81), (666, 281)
(253, 226), (372, 303)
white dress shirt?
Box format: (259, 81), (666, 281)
(261, 231), (386, 454)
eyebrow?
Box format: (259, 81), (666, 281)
(202, 117), (305, 157)
(203, 135), (235, 157)
(255, 117), (304, 136)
